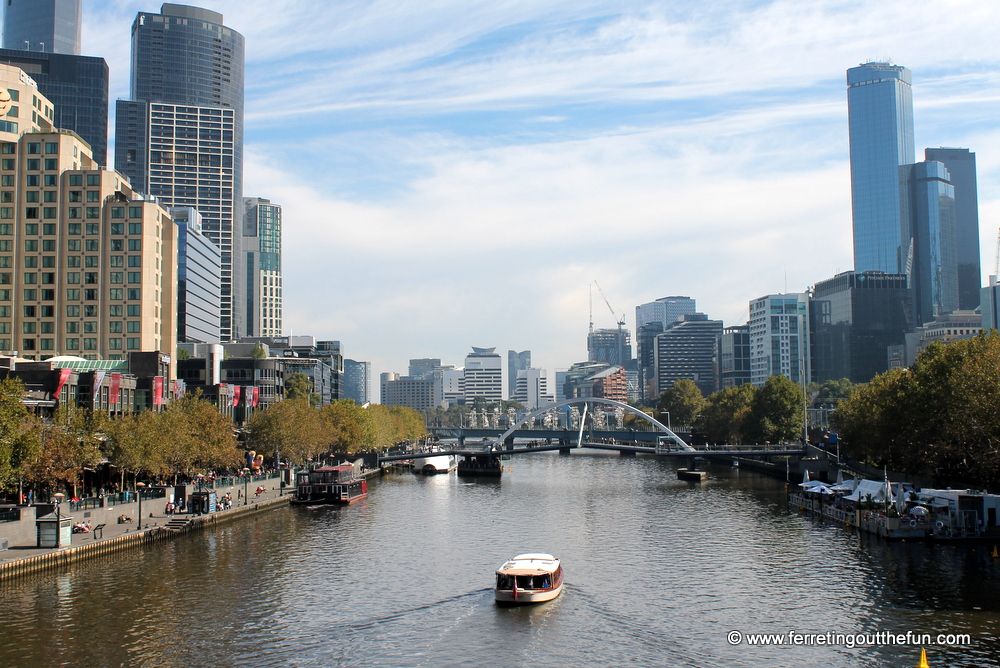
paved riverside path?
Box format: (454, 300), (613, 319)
(0, 481), (291, 568)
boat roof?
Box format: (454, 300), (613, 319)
(313, 465), (354, 472)
(497, 553), (560, 575)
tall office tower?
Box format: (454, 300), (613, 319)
(982, 277), (1000, 333)
(0, 64), (177, 363)
(652, 313), (723, 398)
(924, 148), (980, 310)
(635, 296), (696, 329)
(847, 62), (915, 274)
(463, 347), (502, 402)
(116, 4), (245, 340)
(904, 161), (958, 326)
(748, 294), (810, 387)
(3, 0), (81, 54)
(810, 271), (910, 384)
(243, 197), (281, 337)
(379, 371), (400, 404)
(717, 324), (750, 389)
(342, 358), (370, 405)
(587, 327), (631, 366)
(171, 207), (220, 343)
(636, 321), (663, 402)
(507, 349), (530, 397)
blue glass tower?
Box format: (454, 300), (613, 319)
(847, 62), (915, 275)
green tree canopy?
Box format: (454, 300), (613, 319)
(251, 344), (267, 360)
(698, 384), (757, 444)
(655, 379), (705, 428)
(748, 375), (804, 443)
(0, 378), (40, 491)
(285, 372), (319, 406)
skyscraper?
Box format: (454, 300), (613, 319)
(748, 294), (810, 387)
(115, 4), (245, 340)
(507, 349), (530, 397)
(847, 62), (915, 274)
(243, 197), (282, 337)
(3, 0), (81, 55)
(653, 313), (723, 397)
(464, 347), (502, 403)
(171, 207), (221, 343)
(924, 148), (980, 310)
(343, 359), (370, 405)
(904, 161), (958, 325)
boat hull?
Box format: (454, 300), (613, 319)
(495, 583), (563, 605)
(413, 454), (457, 474)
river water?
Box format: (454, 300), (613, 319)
(2, 452), (999, 667)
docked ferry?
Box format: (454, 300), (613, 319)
(412, 446), (458, 475)
(291, 465), (367, 505)
(494, 553), (564, 605)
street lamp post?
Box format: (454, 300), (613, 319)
(660, 412), (671, 433)
(53, 492), (65, 548)
(136, 482), (145, 530)
(244, 472), (249, 506)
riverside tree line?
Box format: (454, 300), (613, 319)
(0, 382), (424, 499)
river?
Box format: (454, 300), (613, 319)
(1, 452), (998, 667)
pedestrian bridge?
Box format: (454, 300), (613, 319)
(380, 398), (806, 464)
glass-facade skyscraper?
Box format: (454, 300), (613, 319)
(924, 148), (980, 311)
(243, 197), (282, 338)
(2, 0), (81, 55)
(904, 161), (958, 326)
(115, 4), (245, 340)
(847, 62), (915, 275)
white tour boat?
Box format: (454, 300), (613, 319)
(412, 446), (458, 475)
(494, 553), (564, 605)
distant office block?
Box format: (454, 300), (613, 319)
(810, 272), (910, 384)
(925, 148), (980, 311)
(464, 347), (502, 402)
(408, 358), (441, 380)
(172, 207), (221, 343)
(588, 327), (631, 366)
(507, 349), (530, 398)
(3, 0), (81, 55)
(653, 313), (722, 397)
(904, 161), (958, 326)
(343, 359), (370, 405)
(717, 324), (750, 389)
(982, 277), (1000, 333)
(512, 368), (553, 409)
(635, 296), (696, 329)
(243, 197), (282, 337)
(749, 294), (810, 387)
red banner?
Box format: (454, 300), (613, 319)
(153, 376), (164, 405)
(232, 385), (241, 406)
(252, 386), (260, 407)
(173, 379), (184, 398)
(110, 373), (121, 405)
(53, 368), (72, 398)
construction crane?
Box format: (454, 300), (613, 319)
(593, 280), (626, 331)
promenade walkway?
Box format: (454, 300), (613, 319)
(0, 481), (291, 576)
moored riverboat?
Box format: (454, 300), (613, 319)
(412, 446), (457, 475)
(292, 465), (367, 505)
(457, 455), (502, 477)
(495, 553), (564, 605)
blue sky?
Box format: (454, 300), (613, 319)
(79, 0), (1000, 392)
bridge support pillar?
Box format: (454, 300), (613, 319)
(559, 448), (571, 455)
(620, 450), (635, 457)
(458, 435), (465, 446)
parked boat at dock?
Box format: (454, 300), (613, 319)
(412, 446), (457, 475)
(291, 465), (368, 505)
(457, 455), (502, 477)
(495, 553), (564, 605)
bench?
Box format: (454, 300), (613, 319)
(93, 523), (106, 540)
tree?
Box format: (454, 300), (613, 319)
(285, 372), (319, 406)
(161, 391), (241, 476)
(176, 347), (191, 360)
(698, 384), (756, 444)
(251, 344), (266, 360)
(748, 375), (803, 443)
(655, 379), (705, 428)
(816, 378), (853, 401)
(321, 400), (375, 453)
(247, 397), (325, 465)
(0, 378), (41, 492)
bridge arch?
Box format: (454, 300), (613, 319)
(489, 398), (694, 452)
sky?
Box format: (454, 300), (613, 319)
(70, 0), (1000, 390)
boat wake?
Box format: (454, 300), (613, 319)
(337, 588), (493, 632)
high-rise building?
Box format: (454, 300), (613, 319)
(243, 197), (281, 337)
(748, 294), (810, 387)
(717, 324), (751, 389)
(924, 148), (980, 311)
(408, 358), (441, 380)
(464, 347), (502, 402)
(809, 271), (910, 384)
(847, 62), (914, 275)
(587, 327), (631, 366)
(0, 0), (108, 167)
(115, 4), (245, 340)
(562, 361), (628, 403)
(511, 368), (553, 409)
(983, 277), (1000, 333)
(171, 207), (220, 343)
(507, 350), (530, 398)
(3, 0), (81, 55)
(382, 375), (442, 411)
(0, 64), (177, 366)
(653, 313), (723, 398)
(903, 161), (958, 325)
(635, 296), (696, 329)
(342, 358), (370, 405)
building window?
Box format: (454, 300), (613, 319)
(110, 272), (123, 284)
(39, 338), (53, 350)
(83, 321), (97, 333)
(84, 272), (97, 284)
(65, 338), (78, 350)
(68, 207), (81, 219)
(84, 288), (97, 300)
(85, 256), (99, 267)
(67, 223), (81, 235)
(109, 322), (122, 333)
(128, 222), (142, 234)
(69, 174), (81, 186)
(110, 256), (123, 267)
(44, 142), (57, 154)
(66, 272), (79, 284)
(127, 272), (141, 283)
(127, 288), (140, 300)
(85, 223), (99, 235)
(128, 239), (141, 251)
(126, 337), (140, 350)
(111, 207), (124, 218)
(66, 322), (79, 334)
(108, 338), (122, 350)
(110, 223), (124, 235)
(66, 289), (79, 300)
(86, 191), (100, 202)
(85, 207), (99, 219)
(128, 207), (141, 219)
(109, 288), (123, 300)
(21, 338), (35, 350)
(126, 321), (140, 333)
(87, 174), (100, 186)
(83, 338), (97, 350)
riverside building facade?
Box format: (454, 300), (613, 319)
(748, 293), (810, 388)
(0, 64), (177, 366)
(243, 197), (281, 337)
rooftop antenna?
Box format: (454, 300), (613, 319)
(588, 283), (593, 334)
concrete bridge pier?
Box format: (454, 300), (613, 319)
(559, 448), (571, 455)
(620, 450), (636, 457)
